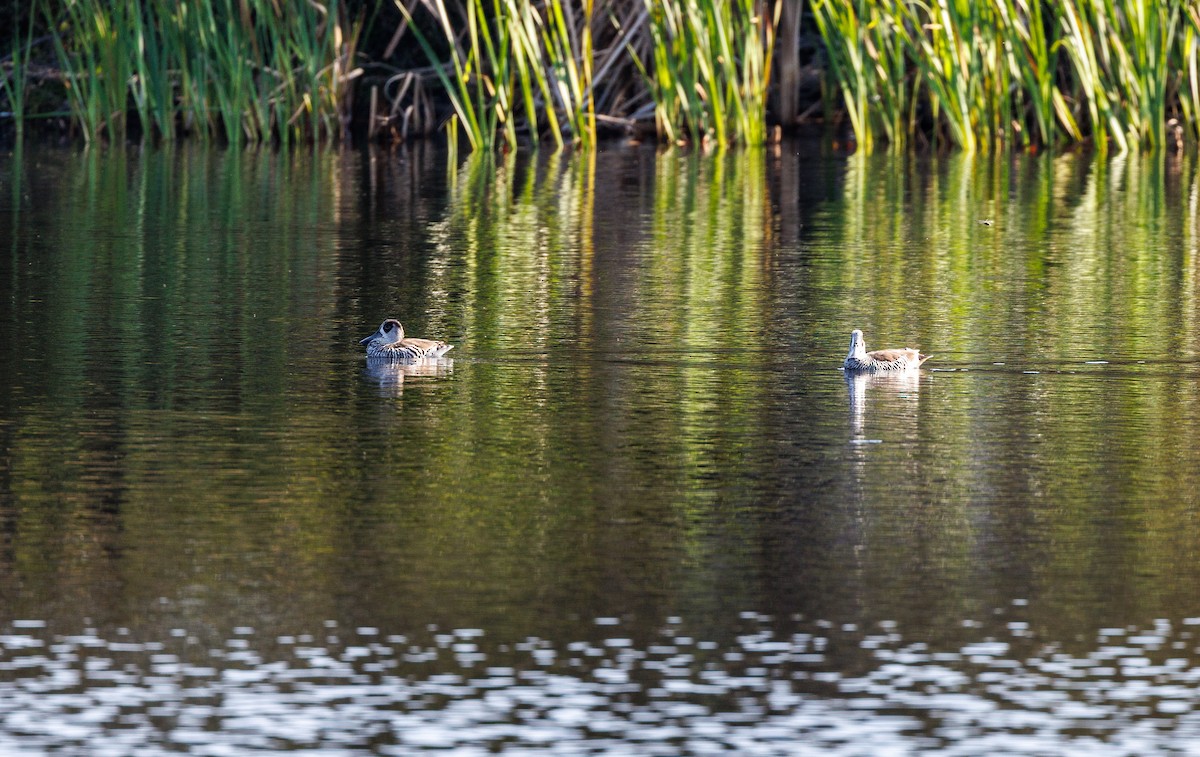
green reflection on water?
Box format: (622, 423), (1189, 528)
(1, 144), (1200, 646)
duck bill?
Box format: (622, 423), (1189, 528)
(359, 331), (380, 345)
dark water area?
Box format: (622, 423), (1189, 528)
(2, 142), (1200, 754)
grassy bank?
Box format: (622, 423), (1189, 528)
(1, 0), (1198, 152)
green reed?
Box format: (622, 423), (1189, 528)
(812, 0), (1196, 153)
(0, 14), (36, 139)
(900, 0), (1005, 153)
(1183, 6), (1200, 143)
(811, 0), (910, 151)
(41, 0), (361, 144)
(531, 0), (596, 147)
(1047, 0), (1182, 153)
(401, 0), (776, 150)
(17, 0), (1200, 152)
(1069, 0), (1177, 152)
(993, 0), (1075, 147)
(46, 0), (129, 141)
(397, 0), (508, 151)
(638, 0), (779, 147)
(398, 0), (597, 151)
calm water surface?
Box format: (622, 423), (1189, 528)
(2, 143), (1200, 754)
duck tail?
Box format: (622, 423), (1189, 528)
(918, 352), (932, 367)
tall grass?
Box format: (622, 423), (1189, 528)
(637, 0), (780, 146)
(1182, 5), (1200, 144)
(399, 0), (777, 150)
(1057, 0), (1178, 152)
(993, 0), (1074, 148)
(812, 0), (1197, 153)
(532, 0), (597, 146)
(810, 0), (909, 151)
(397, 0), (598, 151)
(395, 0), (503, 151)
(12, 0), (1200, 152)
(0, 14), (36, 139)
(42, 0), (363, 144)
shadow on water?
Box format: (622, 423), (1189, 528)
(2, 142), (1200, 752)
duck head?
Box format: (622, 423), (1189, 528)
(361, 319), (405, 345)
(847, 329), (867, 359)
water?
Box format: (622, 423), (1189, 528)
(2, 143), (1200, 754)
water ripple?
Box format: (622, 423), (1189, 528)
(1, 613), (1199, 754)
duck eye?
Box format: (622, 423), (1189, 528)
(383, 322), (393, 333)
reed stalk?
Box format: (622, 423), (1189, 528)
(993, 0), (1077, 146)
(811, 0), (876, 150)
(398, 0), (600, 151)
(397, 0), (515, 150)
(40, 0), (360, 144)
(638, 0), (779, 147)
(812, 0), (916, 151)
(45, 0), (127, 141)
(507, 0), (554, 146)
(0, 15), (36, 139)
(1057, 0), (1126, 153)
(533, 0), (597, 147)
(1182, 5), (1200, 142)
(15, 0), (1200, 152)
(812, 0), (1196, 153)
(1103, 0), (1178, 150)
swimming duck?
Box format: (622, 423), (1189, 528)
(360, 319), (454, 360)
(843, 329), (930, 372)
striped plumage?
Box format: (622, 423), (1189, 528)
(360, 319), (453, 360)
(843, 329), (930, 372)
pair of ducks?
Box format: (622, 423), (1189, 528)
(360, 320), (928, 373)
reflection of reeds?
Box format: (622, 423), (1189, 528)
(818, 146), (1200, 370)
(425, 148), (597, 354)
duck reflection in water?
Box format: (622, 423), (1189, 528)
(359, 317), (455, 396)
(364, 358), (454, 397)
(845, 370), (922, 441)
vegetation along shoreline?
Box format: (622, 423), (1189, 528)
(2, 0), (1198, 153)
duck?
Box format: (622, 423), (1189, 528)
(843, 329), (930, 372)
(360, 319), (454, 360)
